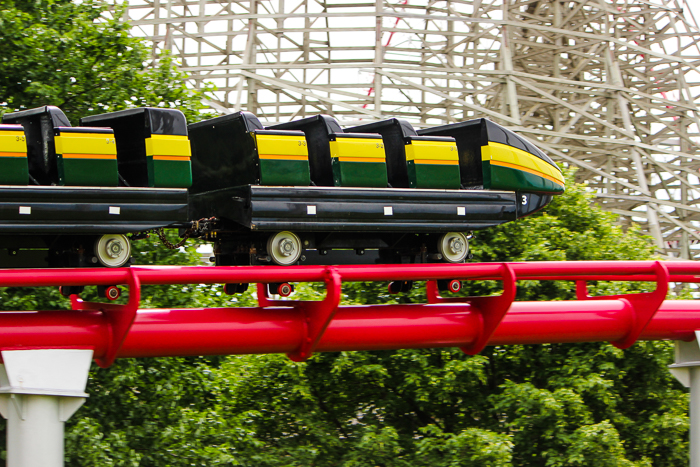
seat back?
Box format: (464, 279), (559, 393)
(417, 119), (486, 189)
(80, 108), (191, 188)
(271, 115), (388, 188)
(3, 106), (117, 186)
(268, 115), (341, 187)
(188, 112), (310, 193)
(54, 126), (118, 186)
(0, 124), (29, 185)
(3, 106), (70, 185)
(348, 119), (460, 189)
(346, 118), (413, 188)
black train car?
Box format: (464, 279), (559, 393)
(187, 112), (563, 268)
(0, 106), (190, 273)
(0, 106), (564, 277)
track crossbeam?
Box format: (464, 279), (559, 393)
(0, 261), (697, 365)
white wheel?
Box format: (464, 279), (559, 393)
(438, 232), (469, 263)
(94, 234), (131, 267)
(267, 231), (302, 266)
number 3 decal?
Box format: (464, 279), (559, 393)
(521, 195), (528, 205)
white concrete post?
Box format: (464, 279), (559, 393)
(0, 349), (93, 467)
(669, 333), (700, 467)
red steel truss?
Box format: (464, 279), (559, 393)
(1, 261), (700, 367)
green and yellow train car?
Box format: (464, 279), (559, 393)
(0, 106), (190, 271)
(187, 112), (564, 268)
(418, 118), (564, 194)
(0, 104), (564, 276)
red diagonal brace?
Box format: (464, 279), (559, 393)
(426, 263), (516, 355)
(256, 267), (342, 362)
(70, 268), (141, 368)
(575, 260), (669, 349)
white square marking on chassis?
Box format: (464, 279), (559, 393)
(109, 206), (121, 215)
(307, 205), (317, 215)
(19, 206), (30, 215)
(384, 206), (393, 216)
(457, 207), (466, 216)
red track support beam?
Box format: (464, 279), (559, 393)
(575, 261), (670, 349)
(0, 301), (697, 360)
(70, 268), (141, 368)
(257, 267), (342, 361)
(0, 261), (698, 365)
(426, 264), (517, 355)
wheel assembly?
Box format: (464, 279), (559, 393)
(267, 231), (302, 266)
(437, 279), (462, 293)
(437, 232), (469, 263)
(98, 285), (121, 300)
(94, 234), (131, 267)
(268, 282), (294, 297)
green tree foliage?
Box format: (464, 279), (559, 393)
(0, 1), (215, 465)
(58, 178), (689, 466)
(0, 0), (212, 313)
(0, 2), (689, 462)
(0, 0), (208, 123)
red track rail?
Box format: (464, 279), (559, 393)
(1, 261), (699, 367)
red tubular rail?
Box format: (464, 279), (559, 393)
(0, 261), (699, 366)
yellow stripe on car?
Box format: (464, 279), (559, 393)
(145, 134), (192, 158)
(0, 132), (27, 153)
(255, 134), (309, 157)
(330, 138), (386, 160)
(482, 142), (564, 185)
(55, 134), (117, 156)
(258, 154), (308, 161)
(405, 140), (458, 162)
(411, 159), (459, 165)
(490, 160), (564, 187)
(61, 153), (117, 160)
(335, 156), (388, 163)
(152, 155), (191, 161)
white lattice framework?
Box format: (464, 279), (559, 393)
(113, 0), (700, 258)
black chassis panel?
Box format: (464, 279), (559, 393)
(0, 185), (189, 234)
(191, 185), (518, 232)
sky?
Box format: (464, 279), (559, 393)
(687, 0), (700, 26)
